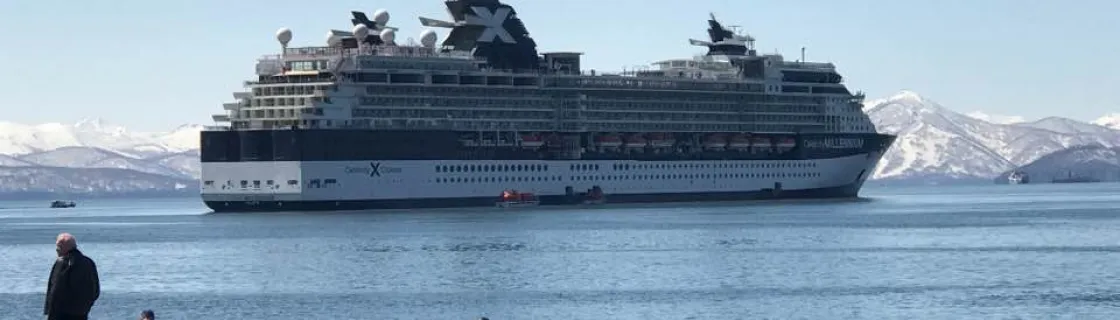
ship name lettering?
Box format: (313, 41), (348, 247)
(805, 138), (864, 149)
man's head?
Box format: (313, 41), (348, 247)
(55, 233), (76, 257)
(140, 309), (155, 320)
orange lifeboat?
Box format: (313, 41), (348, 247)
(703, 133), (728, 149)
(729, 134), (751, 149)
(777, 137), (796, 148)
(624, 134), (647, 149)
(496, 190), (541, 208)
(648, 132), (675, 148)
(751, 136), (771, 147)
(594, 134), (623, 148)
(520, 134), (544, 148)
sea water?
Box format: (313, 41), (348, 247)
(2, 183), (1119, 319)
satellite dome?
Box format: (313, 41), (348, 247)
(379, 28), (396, 43)
(420, 29), (438, 48)
(373, 9), (390, 26)
(326, 31), (341, 47)
(352, 24), (370, 41)
(276, 28), (292, 45)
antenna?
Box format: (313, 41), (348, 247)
(800, 47), (806, 64)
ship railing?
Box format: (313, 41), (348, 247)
(262, 45), (477, 62)
(203, 125), (231, 131)
(780, 61), (835, 70)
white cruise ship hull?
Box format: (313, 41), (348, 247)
(200, 150), (887, 212)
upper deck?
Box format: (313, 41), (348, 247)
(212, 0), (875, 135)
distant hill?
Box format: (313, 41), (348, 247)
(0, 166), (196, 200)
(994, 144), (1120, 184)
(0, 119), (202, 198)
(866, 91), (1120, 184)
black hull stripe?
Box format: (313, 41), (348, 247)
(205, 182), (861, 213)
(200, 130), (897, 163)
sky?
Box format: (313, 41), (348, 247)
(0, 0), (1117, 131)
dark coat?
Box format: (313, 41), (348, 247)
(43, 249), (100, 317)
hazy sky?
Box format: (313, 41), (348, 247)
(0, 0), (1116, 131)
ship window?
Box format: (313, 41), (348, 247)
(288, 180), (298, 185)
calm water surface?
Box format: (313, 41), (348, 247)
(2, 183), (1120, 319)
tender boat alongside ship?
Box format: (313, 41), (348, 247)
(199, 0), (896, 212)
(496, 190), (540, 208)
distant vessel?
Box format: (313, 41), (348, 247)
(199, 0), (895, 212)
(1051, 171), (1100, 184)
(50, 200), (76, 208)
(1008, 171), (1029, 184)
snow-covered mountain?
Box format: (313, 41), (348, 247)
(0, 120), (203, 197)
(1092, 114), (1120, 130)
(0, 119), (201, 157)
(17, 147), (194, 179)
(994, 144), (1120, 183)
(965, 111), (1026, 125)
(0, 166), (196, 199)
(1016, 116), (1118, 135)
(866, 91), (1120, 183)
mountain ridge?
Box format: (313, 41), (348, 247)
(0, 118), (201, 157)
(867, 91), (1120, 183)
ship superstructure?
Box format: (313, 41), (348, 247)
(200, 0), (895, 212)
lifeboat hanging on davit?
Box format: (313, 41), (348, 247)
(519, 133), (544, 148)
(594, 133), (623, 148)
(703, 133), (728, 150)
(777, 137), (796, 148)
(624, 133), (648, 149)
(647, 132), (676, 148)
(728, 133), (751, 149)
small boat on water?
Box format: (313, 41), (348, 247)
(582, 186), (606, 205)
(496, 190), (540, 208)
(1008, 171), (1029, 184)
(50, 200), (76, 208)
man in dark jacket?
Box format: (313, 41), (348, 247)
(44, 233), (100, 320)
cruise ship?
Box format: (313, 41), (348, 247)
(200, 0), (896, 212)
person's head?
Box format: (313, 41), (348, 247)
(55, 233), (76, 257)
(140, 309), (155, 320)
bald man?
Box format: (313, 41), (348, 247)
(43, 233), (100, 320)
